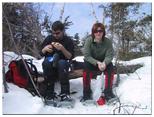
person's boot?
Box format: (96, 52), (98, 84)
(109, 90), (116, 98)
(59, 93), (72, 102)
(104, 89), (116, 102)
(58, 93), (75, 108)
(80, 89), (92, 102)
(45, 92), (58, 101)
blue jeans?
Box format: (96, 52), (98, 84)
(42, 58), (70, 94)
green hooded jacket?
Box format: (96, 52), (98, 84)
(83, 36), (114, 66)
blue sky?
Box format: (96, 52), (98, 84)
(40, 3), (151, 38)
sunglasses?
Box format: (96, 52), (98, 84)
(94, 30), (103, 33)
(52, 31), (61, 35)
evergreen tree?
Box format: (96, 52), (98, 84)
(3, 3), (43, 58)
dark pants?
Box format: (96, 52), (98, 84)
(83, 61), (115, 98)
(42, 58), (70, 95)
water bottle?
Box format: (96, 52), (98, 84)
(47, 56), (53, 62)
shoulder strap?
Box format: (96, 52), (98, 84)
(26, 59), (38, 79)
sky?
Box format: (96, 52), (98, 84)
(40, 2), (152, 38)
(2, 51), (152, 114)
(40, 3), (103, 38)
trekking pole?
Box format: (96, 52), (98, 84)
(101, 72), (104, 91)
(3, 65), (9, 93)
(3, 12), (45, 104)
(96, 71), (104, 98)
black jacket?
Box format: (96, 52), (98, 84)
(40, 35), (74, 60)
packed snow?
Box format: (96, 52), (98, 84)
(2, 51), (152, 114)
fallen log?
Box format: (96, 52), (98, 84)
(37, 63), (143, 80)
(115, 64), (143, 74)
(68, 64), (143, 79)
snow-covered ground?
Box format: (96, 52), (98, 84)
(2, 51), (152, 114)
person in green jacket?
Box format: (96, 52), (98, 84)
(81, 22), (116, 103)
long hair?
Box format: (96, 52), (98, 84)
(91, 22), (106, 39)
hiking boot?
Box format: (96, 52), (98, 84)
(80, 97), (93, 102)
(80, 95), (95, 106)
(109, 91), (116, 98)
(59, 93), (72, 102)
(81, 89), (93, 102)
(104, 89), (116, 102)
(45, 92), (58, 101)
(80, 94), (93, 102)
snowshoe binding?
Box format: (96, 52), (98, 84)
(57, 94), (75, 108)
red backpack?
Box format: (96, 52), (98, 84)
(5, 59), (38, 88)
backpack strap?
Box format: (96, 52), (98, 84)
(24, 59), (40, 96)
(26, 59), (38, 84)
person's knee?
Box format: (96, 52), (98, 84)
(58, 60), (70, 75)
(58, 60), (68, 68)
(84, 60), (98, 71)
(106, 62), (114, 71)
